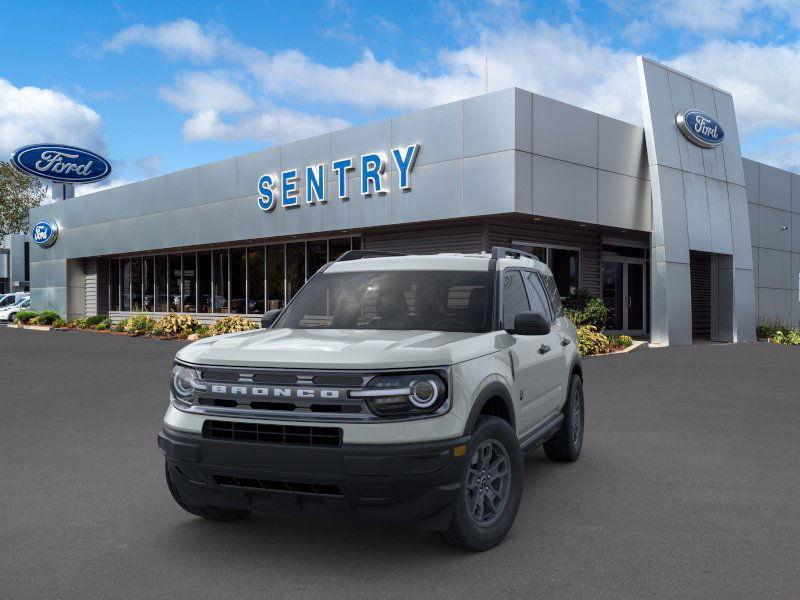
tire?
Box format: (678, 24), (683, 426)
(165, 463), (251, 521)
(436, 415), (523, 551)
(543, 374), (584, 462)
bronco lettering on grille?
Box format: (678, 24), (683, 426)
(206, 384), (342, 400)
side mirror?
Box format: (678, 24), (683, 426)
(261, 309), (282, 329)
(509, 311), (551, 336)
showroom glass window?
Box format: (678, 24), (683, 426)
(121, 259), (131, 311)
(131, 258), (142, 311)
(267, 244), (285, 310)
(143, 257), (154, 311)
(107, 236), (357, 314)
(110, 260), (119, 311)
(512, 243), (579, 297)
(247, 247), (265, 314)
(182, 253), (197, 313)
(169, 254), (182, 312)
(155, 255), (168, 312)
(230, 247), (246, 314)
(197, 252), (212, 313)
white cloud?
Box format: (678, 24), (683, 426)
(134, 155), (163, 177)
(668, 40), (800, 132)
(182, 108), (348, 143)
(0, 79), (106, 159)
(102, 19), (220, 61)
(160, 71), (254, 113)
(102, 17), (800, 170)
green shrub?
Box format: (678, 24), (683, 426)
(92, 318), (112, 330)
(152, 313), (201, 337)
(52, 317), (66, 328)
(84, 314), (108, 327)
(30, 310), (62, 325)
(121, 313), (155, 335)
(113, 321), (126, 333)
(757, 320), (786, 339)
(607, 334), (633, 349)
(577, 324), (612, 357)
(15, 310), (39, 324)
(209, 314), (258, 336)
(563, 290), (608, 328)
(194, 325), (212, 339)
(771, 329), (800, 346)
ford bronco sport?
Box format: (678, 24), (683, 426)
(159, 247), (584, 551)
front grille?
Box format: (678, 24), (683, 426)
(213, 475), (343, 497)
(203, 420), (342, 447)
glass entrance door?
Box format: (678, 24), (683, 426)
(602, 258), (646, 335)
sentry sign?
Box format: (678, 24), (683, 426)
(257, 144), (419, 212)
(676, 110), (725, 149)
(11, 144), (112, 184)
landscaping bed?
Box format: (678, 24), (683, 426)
(11, 312), (259, 340)
(756, 322), (800, 346)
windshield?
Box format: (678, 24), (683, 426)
(274, 270), (495, 333)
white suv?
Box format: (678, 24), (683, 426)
(159, 247), (583, 550)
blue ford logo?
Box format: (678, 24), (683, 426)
(11, 144), (111, 184)
(31, 220), (58, 247)
(676, 110), (725, 149)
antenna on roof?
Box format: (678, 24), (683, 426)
(484, 53), (489, 94)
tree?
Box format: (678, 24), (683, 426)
(0, 160), (47, 238)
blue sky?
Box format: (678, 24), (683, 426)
(1, 0), (799, 193)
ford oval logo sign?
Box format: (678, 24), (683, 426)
(11, 144), (111, 184)
(676, 110), (725, 149)
(32, 220), (59, 247)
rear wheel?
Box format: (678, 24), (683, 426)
(436, 415), (523, 551)
(543, 374), (584, 462)
(165, 463), (250, 521)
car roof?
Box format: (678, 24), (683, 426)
(325, 252), (546, 274)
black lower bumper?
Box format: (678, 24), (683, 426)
(158, 425), (470, 530)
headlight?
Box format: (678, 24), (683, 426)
(351, 372), (448, 417)
(171, 364), (200, 406)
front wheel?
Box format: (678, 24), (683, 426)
(436, 415), (523, 551)
(543, 374), (584, 462)
(165, 463), (251, 521)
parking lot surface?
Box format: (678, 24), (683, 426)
(1, 326), (798, 599)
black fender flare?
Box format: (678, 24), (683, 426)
(560, 356), (583, 411)
(463, 381), (516, 434)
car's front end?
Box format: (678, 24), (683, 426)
(159, 255), (500, 528)
(159, 356), (478, 528)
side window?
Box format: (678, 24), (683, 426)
(522, 271), (551, 321)
(541, 272), (564, 318)
(502, 270), (531, 328)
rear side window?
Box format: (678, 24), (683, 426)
(540, 273), (564, 317)
(522, 271), (552, 321)
(502, 271), (531, 328)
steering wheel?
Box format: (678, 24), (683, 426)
(432, 317), (472, 331)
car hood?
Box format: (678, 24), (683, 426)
(176, 328), (501, 369)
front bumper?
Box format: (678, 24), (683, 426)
(158, 424), (470, 530)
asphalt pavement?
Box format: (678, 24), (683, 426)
(1, 326), (798, 599)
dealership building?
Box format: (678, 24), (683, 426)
(26, 56), (800, 345)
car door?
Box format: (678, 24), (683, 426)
(523, 270), (567, 415)
(500, 270), (562, 435)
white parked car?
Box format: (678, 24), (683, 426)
(159, 248), (584, 551)
(0, 292), (29, 309)
(0, 297), (31, 322)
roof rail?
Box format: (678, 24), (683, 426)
(490, 246), (540, 261)
(335, 249), (406, 262)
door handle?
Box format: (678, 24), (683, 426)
(560, 337), (571, 346)
(538, 344), (551, 354)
